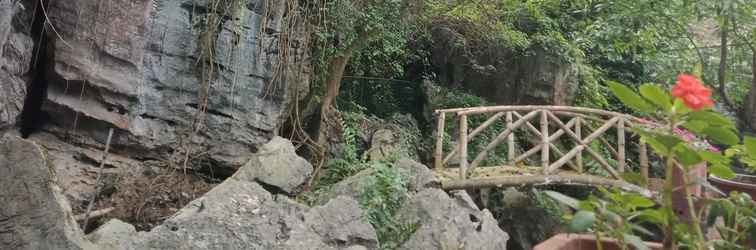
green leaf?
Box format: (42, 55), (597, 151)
(673, 144), (703, 167)
(636, 130), (684, 155)
(627, 195), (655, 208)
(543, 191), (580, 209)
(699, 151), (730, 167)
(569, 211), (596, 232)
(638, 209), (664, 224)
(624, 234), (650, 250)
(620, 172), (648, 187)
(709, 165), (736, 179)
(681, 120), (708, 133)
(706, 202), (723, 227)
(606, 81), (655, 114)
(703, 127), (739, 145)
(688, 111), (735, 129)
(745, 136), (756, 156)
(639, 84), (671, 111)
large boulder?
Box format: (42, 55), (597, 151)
(236, 136), (313, 194)
(0, 135), (94, 250)
(397, 189), (509, 250)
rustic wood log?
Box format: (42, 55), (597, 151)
(440, 174), (653, 198)
(459, 115), (468, 179)
(469, 112), (506, 140)
(435, 112), (445, 171)
(442, 112), (505, 164)
(576, 117), (583, 172)
(454, 105), (643, 123)
(541, 110), (550, 172)
(507, 112), (515, 165)
(513, 112), (578, 171)
(469, 110), (540, 170)
(514, 144), (543, 163)
(640, 141), (649, 187)
(618, 118), (626, 172)
(546, 113), (621, 179)
(548, 145), (585, 173)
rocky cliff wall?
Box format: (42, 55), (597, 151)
(429, 24), (578, 106)
(1, 0), (309, 172)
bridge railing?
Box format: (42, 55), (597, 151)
(434, 105), (650, 183)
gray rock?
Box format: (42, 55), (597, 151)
(37, 0), (310, 174)
(397, 189), (509, 250)
(284, 196), (378, 250)
(395, 158), (437, 191)
(236, 136), (313, 194)
(0, 135), (95, 250)
(0, 0), (30, 126)
(85, 152), (373, 250)
(313, 158), (434, 204)
(87, 219), (137, 249)
(366, 129), (397, 161)
(129, 178), (308, 250)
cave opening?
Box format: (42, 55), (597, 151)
(18, 0), (52, 138)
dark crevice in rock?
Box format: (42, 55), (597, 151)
(19, 0), (52, 138)
(139, 113), (178, 126)
(185, 103), (236, 120)
(255, 180), (289, 196)
(74, 153), (118, 169)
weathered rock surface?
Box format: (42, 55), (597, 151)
(0, 0), (30, 126)
(314, 158), (508, 249)
(37, 0), (309, 173)
(236, 136), (313, 194)
(490, 188), (562, 250)
(0, 135), (95, 250)
(314, 158), (437, 205)
(90, 159), (376, 250)
(86, 219), (137, 249)
(430, 24), (577, 105)
(397, 189), (509, 250)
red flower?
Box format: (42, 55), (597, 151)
(671, 74), (713, 110)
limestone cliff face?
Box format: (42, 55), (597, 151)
(429, 25), (577, 106)
(1, 0), (310, 173)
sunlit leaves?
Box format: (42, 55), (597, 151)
(639, 84), (672, 111)
(606, 81), (655, 114)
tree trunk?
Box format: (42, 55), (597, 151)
(307, 30), (375, 161)
(745, 51), (756, 130)
(718, 17), (734, 109)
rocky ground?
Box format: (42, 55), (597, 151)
(0, 134), (511, 249)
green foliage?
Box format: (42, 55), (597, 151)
(706, 192), (756, 249)
(317, 111), (369, 189)
(545, 188), (657, 250)
(358, 161), (415, 249)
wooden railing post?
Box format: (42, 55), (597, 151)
(575, 117), (583, 173)
(507, 112), (515, 165)
(434, 112), (446, 171)
(541, 110), (549, 172)
(459, 114), (468, 179)
(640, 141), (649, 187)
(617, 118), (626, 172)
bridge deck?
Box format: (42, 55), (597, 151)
(434, 166), (653, 197)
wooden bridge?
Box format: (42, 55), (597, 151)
(433, 105), (653, 196)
